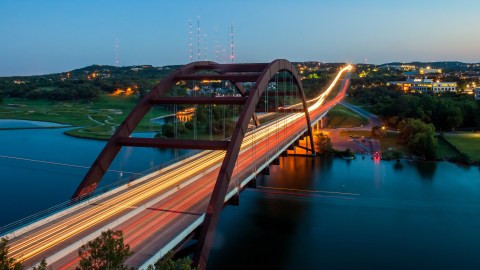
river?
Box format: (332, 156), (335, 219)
(1, 120), (480, 269)
(208, 156), (480, 270)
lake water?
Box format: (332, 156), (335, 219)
(0, 120), (190, 225)
(208, 157), (480, 270)
(0, 119), (69, 128)
(1, 120), (480, 269)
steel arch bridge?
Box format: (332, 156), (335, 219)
(73, 59), (315, 268)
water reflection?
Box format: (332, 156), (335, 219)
(393, 161), (404, 171)
(209, 156), (480, 270)
(412, 161), (437, 180)
(316, 156), (333, 171)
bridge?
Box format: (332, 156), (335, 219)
(0, 60), (351, 269)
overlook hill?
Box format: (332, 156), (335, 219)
(0, 64), (181, 101)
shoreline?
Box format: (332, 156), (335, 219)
(326, 135), (480, 166)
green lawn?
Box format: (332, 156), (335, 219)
(0, 95), (169, 140)
(443, 133), (480, 161)
(325, 104), (369, 128)
(436, 136), (461, 160)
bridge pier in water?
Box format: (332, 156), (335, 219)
(227, 193), (240, 206)
(286, 133), (316, 157)
(273, 157), (280, 165)
(248, 176), (257, 188)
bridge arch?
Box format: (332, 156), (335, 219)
(72, 59), (315, 269)
(192, 59), (315, 268)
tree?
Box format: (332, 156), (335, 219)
(344, 148), (354, 158)
(398, 118), (437, 160)
(161, 124), (175, 138)
(76, 229), (133, 270)
(445, 105), (463, 131)
(147, 252), (194, 270)
(0, 238), (23, 270)
(392, 150), (403, 161)
(314, 132), (333, 155)
(32, 259), (49, 270)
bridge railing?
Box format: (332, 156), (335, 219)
(0, 150), (202, 238)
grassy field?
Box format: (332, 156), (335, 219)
(325, 104), (368, 128)
(436, 136), (461, 160)
(443, 133), (480, 161)
(0, 95), (169, 140)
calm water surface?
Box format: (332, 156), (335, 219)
(208, 156), (480, 270)
(1, 120), (480, 270)
(0, 120), (189, 225)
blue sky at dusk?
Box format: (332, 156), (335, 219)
(1, 0), (479, 76)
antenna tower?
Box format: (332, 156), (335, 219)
(115, 38), (119, 66)
(197, 17), (201, 61)
(189, 20), (193, 63)
(229, 24), (234, 63)
(214, 27), (219, 62)
(204, 33), (208, 61)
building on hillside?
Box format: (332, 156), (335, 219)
(387, 78), (457, 93)
(475, 87), (480, 100)
(419, 67), (442, 75)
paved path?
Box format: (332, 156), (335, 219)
(319, 102), (383, 156)
(340, 101), (381, 128)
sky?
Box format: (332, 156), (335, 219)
(1, 0), (480, 76)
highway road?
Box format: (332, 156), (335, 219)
(3, 66), (352, 269)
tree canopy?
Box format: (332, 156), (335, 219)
(398, 118), (438, 159)
(0, 238), (23, 270)
(348, 86), (480, 131)
(147, 252), (194, 270)
(77, 229), (133, 270)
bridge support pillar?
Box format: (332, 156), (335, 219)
(248, 177), (257, 188)
(320, 116), (327, 128)
(262, 166), (270, 175)
(228, 193), (240, 206)
(272, 157), (280, 165)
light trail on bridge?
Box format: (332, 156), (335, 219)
(3, 65), (352, 268)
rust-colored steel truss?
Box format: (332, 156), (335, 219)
(72, 59), (315, 269)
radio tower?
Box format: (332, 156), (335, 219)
(197, 17), (201, 61)
(214, 27), (219, 62)
(229, 24), (235, 63)
(204, 33), (208, 61)
(188, 20), (193, 63)
(115, 38), (119, 66)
